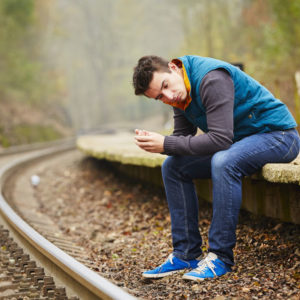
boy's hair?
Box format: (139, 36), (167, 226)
(133, 55), (170, 95)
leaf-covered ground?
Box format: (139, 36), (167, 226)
(35, 154), (300, 299)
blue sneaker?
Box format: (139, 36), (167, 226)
(183, 252), (231, 281)
(142, 254), (200, 278)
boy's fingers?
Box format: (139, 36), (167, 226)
(135, 140), (151, 146)
(135, 136), (150, 141)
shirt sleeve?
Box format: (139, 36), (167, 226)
(163, 69), (234, 156)
(171, 107), (197, 137)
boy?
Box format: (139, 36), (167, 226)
(133, 55), (299, 281)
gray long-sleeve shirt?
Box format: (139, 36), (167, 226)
(163, 69), (235, 156)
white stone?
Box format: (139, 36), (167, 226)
(31, 175), (40, 186)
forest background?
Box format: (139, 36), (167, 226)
(0, 0), (299, 146)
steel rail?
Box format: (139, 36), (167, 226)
(0, 143), (137, 300)
(0, 137), (76, 156)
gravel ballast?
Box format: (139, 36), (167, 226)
(33, 153), (300, 299)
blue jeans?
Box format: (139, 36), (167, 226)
(161, 129), (300, 266)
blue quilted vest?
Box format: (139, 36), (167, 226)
(179, 55), (297, 141)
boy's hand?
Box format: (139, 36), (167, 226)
(134, 129), (165, 153)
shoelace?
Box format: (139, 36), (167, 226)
(193, 253), (217, 276)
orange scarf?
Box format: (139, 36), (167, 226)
(169, 58), (192, 110)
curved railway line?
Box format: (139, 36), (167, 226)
(0, 141), (137, 300)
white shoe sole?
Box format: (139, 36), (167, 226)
(142, 270), (180, 278)
(182, 274), (205, 281)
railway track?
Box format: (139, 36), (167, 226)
(0, 141), (137, 300)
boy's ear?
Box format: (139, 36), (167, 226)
(168, 62), (177, 70)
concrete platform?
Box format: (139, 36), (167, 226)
(76, 133), (165, 167)
(77, 133), (300, 224)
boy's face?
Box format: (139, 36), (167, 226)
(144, 63), (187, 105)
